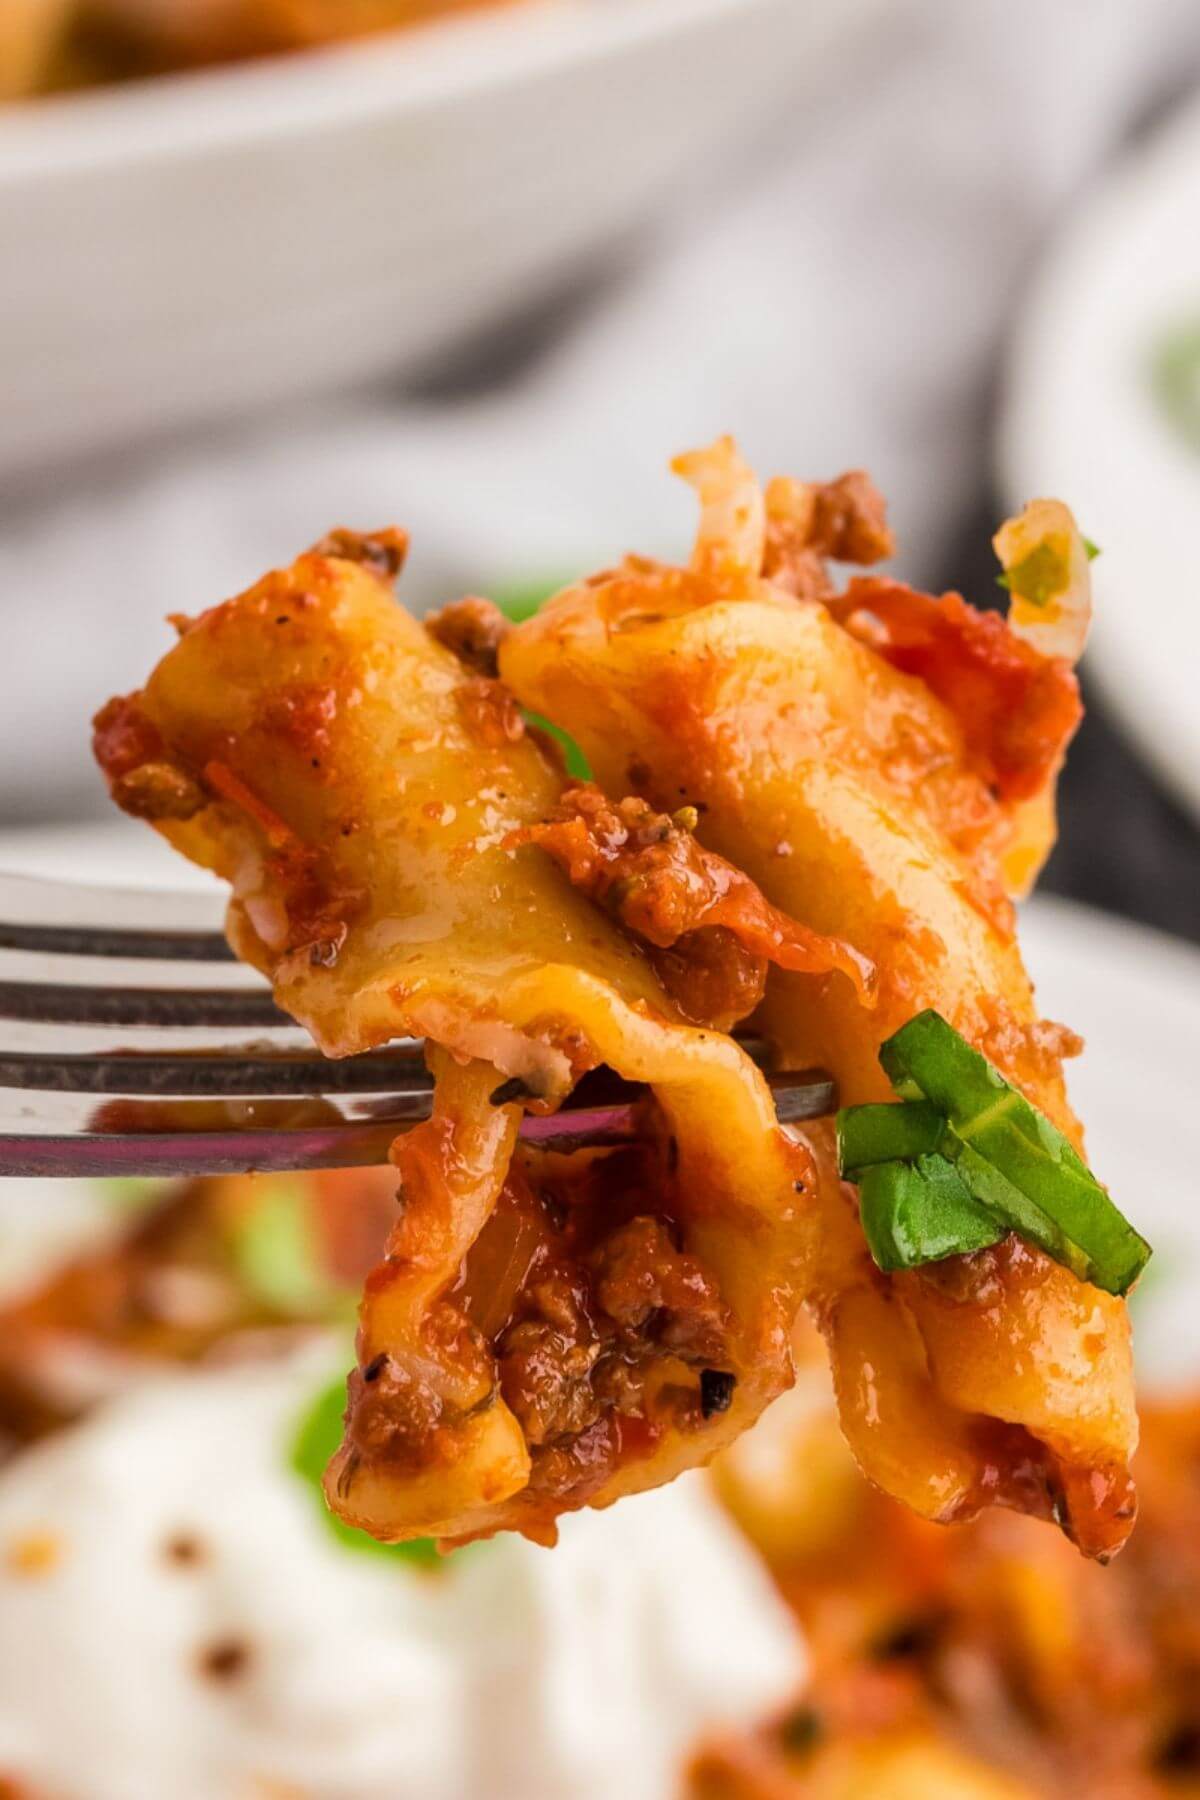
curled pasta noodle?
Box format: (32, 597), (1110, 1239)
(501, 441), (1137, 1559)
(94, 531), (857, 1546)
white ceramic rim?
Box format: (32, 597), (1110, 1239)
(0, 0), (785, 178)
(997, 90), (1200, 822)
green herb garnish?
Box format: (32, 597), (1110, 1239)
(524, 713), (591, 779)
(837, 1099), (946, 1171)
(233, 1179), (346, 1318)
(778, 1706), (825, 1757)
(96, 1177), (166, 1214)
(494, 576), (592, 778)
(491, 575), (567, 622)
(1151, 318), (1200, 453)
(858, 1156), (1003, 1272)
(995, 539), (1070, 606)
(289, 1373), (441, 1567)
(837, 1011), (1151, 1295)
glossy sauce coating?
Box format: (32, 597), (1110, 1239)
(703, 1378), (1200, 1798)
(95, 532), (819, 1546)
(94, 450), (1138, 1561)
(514, 781), (872, 1031)
(501, 438), (1137, 1558)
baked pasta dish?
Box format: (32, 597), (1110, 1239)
(0, 1166), (806, 1799)
(0, 1170), (1191, 1800)
(0, 1166), (398, 1452)
(2, 0), (523, 100)
(94, 436), (1149, 1560)
(693, 1348), (1200, 1799)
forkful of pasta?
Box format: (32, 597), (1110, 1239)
(0, 438), (1151, 1563)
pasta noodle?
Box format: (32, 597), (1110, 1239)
(500, 439), (1137, 1558)
(93, 530), (855, 1545)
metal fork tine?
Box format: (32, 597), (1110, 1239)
(0, 1071), (835, 1178)
(0, 979), (286, 1029)
(0, 1046), (430, 1097)
(0, 938), (273, 1035)
(0, 1036), (830, 1106)
(0, 872), (838, 1177)
(0, 871), (228, 959)
(0, 942), (263, 989)
(1, 1017), (314, 1053)
(0, 1126), (411, 1179)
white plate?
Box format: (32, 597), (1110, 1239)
(0, 819), (1196, 1384)
(999, 91), (1200, 822)
(0, 0), (887, 480)
(1018, 897), (1200, 1389)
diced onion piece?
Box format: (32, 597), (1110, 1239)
(993, 498), (1093, 665)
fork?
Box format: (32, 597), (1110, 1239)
(0, 872), (837, 1178)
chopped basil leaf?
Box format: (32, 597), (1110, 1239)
(523, 711), (592, 780)
(840, 1014), (1151, 1292)
(492, 577), (592, 778)
(878, 1011), (1151, 1295)
(942, 1136), (1092, 1283)
(289, 1373), (441, 1568)
(858, 1156), (1004, 1271)
(837, 1100), (947, 1173)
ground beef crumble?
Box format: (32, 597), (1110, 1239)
(338, 1138), (739, 1513)
(763, 470), (894, 601)
(426, 597), (511, 678)
(514, 782), (871, 1029)
(496, 1213), (732, 1455)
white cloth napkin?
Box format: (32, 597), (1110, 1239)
(4, 0), (1200, 817)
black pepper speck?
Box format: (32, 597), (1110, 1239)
(699, 1369), (736, 1418)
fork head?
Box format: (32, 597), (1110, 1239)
(0, 871), (835, 1178)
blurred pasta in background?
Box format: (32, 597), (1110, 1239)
(1, 0), (524, 97)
